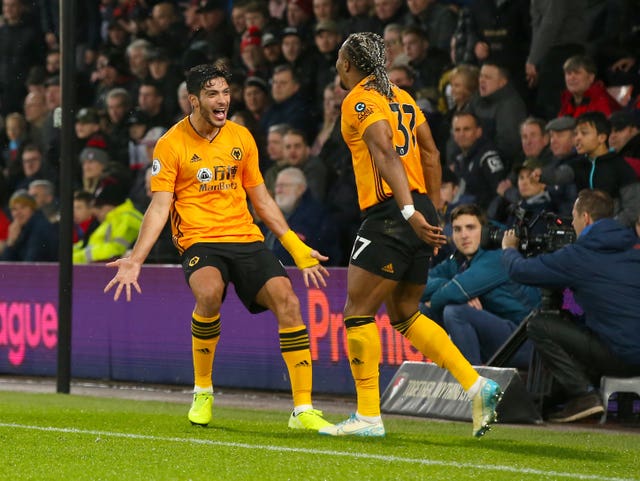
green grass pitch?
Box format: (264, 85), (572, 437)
(0, 390), (638, 481)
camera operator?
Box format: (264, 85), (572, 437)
(420, 204), (541, 368)
(501, 189), (640, 423)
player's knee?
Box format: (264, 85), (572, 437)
(192, 289), (223, 313)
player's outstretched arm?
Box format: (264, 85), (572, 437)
(104, 191), (172, 301)
(246, 183), (330, 288)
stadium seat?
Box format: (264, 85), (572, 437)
(599, 376), (640, 424)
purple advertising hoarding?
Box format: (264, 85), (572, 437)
(0, 263), (428, 394)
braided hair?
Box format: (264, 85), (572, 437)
(342, 32), (393, 100)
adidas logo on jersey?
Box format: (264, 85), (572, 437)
(350, 357), (364, 366)
(294, 360), (310, 368)
(381, 263), (395, 274)
(190, 154), (202, 163)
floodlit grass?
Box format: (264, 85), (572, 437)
(0, 391), (638, 481)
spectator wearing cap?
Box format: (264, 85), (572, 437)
(558, 55), (622, 119)
(127, 108), (167, 210)
(75, 108), (111, 186)
(279, 26), (315, 97)
(539, 116), (579, 215)
(1, 189), (58, 262)
(309, 20), (342, 115)
(609, 111), (640, 179)
(243, 76), (271, 125)
(72, 177), (143, 264)
(79, 146), (110, 194)
(261, 31), (284, 77)
(239, 26), (270, 79)
(104, 18), (131, 55)
(488, 157), (555, 229)
(189, 0), (235, 62)
(147, 47), (183, 120)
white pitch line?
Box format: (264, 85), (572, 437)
(0, 422), (636, 481)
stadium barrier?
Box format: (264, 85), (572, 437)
(0, 263), (430, 395)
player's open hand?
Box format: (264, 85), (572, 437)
(301, 250), (329, 288)
(104, 257), (143, 302)
(408, 211), (447, 248)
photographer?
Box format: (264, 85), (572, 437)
(420, 204), (541, 368)
(502, 189), (640, 423)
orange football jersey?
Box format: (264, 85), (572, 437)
(151, 117), (264, 253)
(341, 78), (428, 211)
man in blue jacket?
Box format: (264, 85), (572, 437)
(421, 204), (541, 368)
(502, 189), (640, 422)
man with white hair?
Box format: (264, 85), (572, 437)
(263, 166), (341, 265)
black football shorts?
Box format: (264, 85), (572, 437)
(350, 192), (437, 283)
(181, 241), (288, 313)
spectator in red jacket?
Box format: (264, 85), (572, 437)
(558, 55), (621, 119)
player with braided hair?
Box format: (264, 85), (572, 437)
(319, 32), (503, 438)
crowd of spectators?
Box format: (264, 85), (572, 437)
(0, 0), (639, 267)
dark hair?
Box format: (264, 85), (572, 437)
(273, 63), (300, 84)
(480, 59), (510, 80)
(575, 189), (614, 221)
(283, 127), (308, 145)
(74, 190), (95, 204)
(451, 110), (481, 127)
(342, 32), (392, 99)
(575, 111), (610, 138)
(185, 63), (232, 96)
(450, 203), (487, 226)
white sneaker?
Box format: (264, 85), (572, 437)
(318, 413), (385, 437)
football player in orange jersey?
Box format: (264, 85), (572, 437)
(104, 63), (333, 431)
(318, 32), (502, 438)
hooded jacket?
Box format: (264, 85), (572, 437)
(502, 218), (640, 365)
